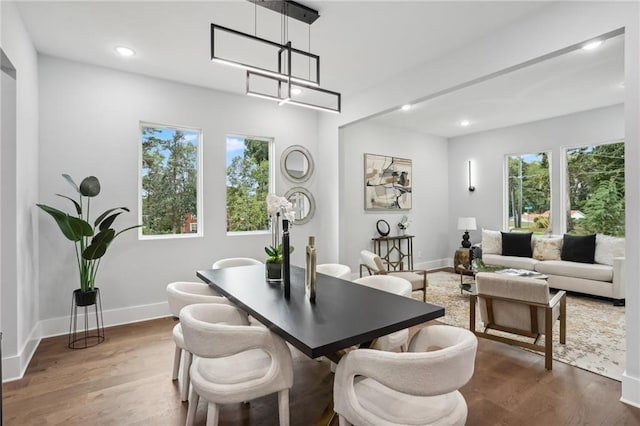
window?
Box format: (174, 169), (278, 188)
(565, 141), (624, 237)
(506, 152), (551, 234)
(226, 135), (273, 233)
(140, 123), (202, 238)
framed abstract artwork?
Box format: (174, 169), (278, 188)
(364, 153), (412, 210)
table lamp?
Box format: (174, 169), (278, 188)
(457, 217), (477, 248)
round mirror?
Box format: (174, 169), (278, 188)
(281, 145), (314, 183)
(284, 187), (315, 225)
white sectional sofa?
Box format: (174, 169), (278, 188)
(480, 231), (625, 304)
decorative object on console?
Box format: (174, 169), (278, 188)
(501, 231), (533, 257)
(561, 233), (596, 264)
(305, 236), (317, 302)
(468, 160), (476, 192)
(376, 219), (390, 237)
(210, 1), (341, 113)
(457, 217), (477, 248)
(364, 153), (412, 210)
(398, 215), (410, 235)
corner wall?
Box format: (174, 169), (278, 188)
(1, 1), (40, 381)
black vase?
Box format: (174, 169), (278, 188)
(282, 219), (291, 299)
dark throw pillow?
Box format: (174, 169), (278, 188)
(501, 232), (533, 257)
(561, 234), (596, 264)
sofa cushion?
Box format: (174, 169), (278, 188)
(482, 229), (501, 255)
(482, 254), (539, 271)
(532, 237), (562, 261)
(561, 234), (596, 264)
(501, 232), (533, 257)
(595, 234), (625, 266)
(534, 260), (613, 282)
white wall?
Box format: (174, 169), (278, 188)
(448, 104), (624, 253)
(317, 1), (640, 406)
(37, 56), (319, 330)
(339, 121), (449, 273)
(1, 1), (40, 381)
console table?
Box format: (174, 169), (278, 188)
(371, 235), (414, 271)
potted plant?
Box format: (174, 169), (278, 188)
(265, 194), (295, 281)
(37, 174), (141, 306)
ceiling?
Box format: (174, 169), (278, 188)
(15, 1), (549, 98)
(14, 1), (621, 133)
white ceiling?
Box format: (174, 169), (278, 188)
(14, 1), (621, 134)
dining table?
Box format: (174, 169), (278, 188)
(197, 264), (444, 361)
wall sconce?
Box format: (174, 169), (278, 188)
(468, 160), (476, 192)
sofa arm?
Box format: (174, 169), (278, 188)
(612, 257), (625, 299)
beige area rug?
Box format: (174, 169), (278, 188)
(418, 271), (625, 381)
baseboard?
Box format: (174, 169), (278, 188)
(3, 301), (171, 383)
(621, 371), (640, 407)
(2, 325), (41, 382)
(416, 258), (450, 271)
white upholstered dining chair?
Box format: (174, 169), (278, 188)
(166, 281), (230, 402)
(334, 325), (478, 426)
(359, 250), (428, 301)
(211, 257), (263, 269)
(353, 275), (413, 352)
(317, 263), (352, 280)
(180, 303), (294, 426)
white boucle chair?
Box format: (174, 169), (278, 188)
(211, 257), (263, 269)
(334, 325), (478, 426)
(316, 263), (352, 280)
(180, 303), (294, 426)
(353, 275), (413, 352)
(166, 281), (230, 402)
(359, 250), (428, 301)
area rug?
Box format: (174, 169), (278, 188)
(418, 271), (625, 381)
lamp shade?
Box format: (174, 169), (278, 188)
(457, 217), (477, 231)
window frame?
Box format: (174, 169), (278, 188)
(503, 150), (553, 233)
(138, 121), (204, 240)
(225, 133), (275, 236)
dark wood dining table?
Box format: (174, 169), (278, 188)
(197, 264), (444, 363)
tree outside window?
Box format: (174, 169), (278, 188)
(226, 135), (272, 233)
(140, 124), (200, 237)
(566, 141), (625, 237)
(506, 152), (551, 234)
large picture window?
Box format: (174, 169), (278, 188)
(140, 123), (202, 238)
(565, 141), (625, 237)
(506, 152), (551, 233)
(226, 135), (273, 233)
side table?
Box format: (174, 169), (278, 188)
(453, 248), (472, 275)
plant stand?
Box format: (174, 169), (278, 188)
(68, 288), (105, 349)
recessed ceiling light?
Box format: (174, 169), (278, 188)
(460, 120), (470, 127)
(115, 46), (136, 57)
(291, 87), (303, 96)
(581, 40), (603, 51)
(401, 104), (411, 111)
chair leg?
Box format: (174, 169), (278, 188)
(560, 294), (567, 344)
(185, 387), (199, 426)
(278, 389), (290, 426)
(181, 351), (193, 402)
(545, 307), (553, 370)
(172, 346), (182, 380)
(206, 402), (219, 426)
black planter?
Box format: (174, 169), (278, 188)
(266, 263), (282, 281)
(68, 288), (105, 349)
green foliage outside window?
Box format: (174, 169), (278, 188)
(566, 142), (625, 237)
(226, 137), (271, 232)
(507, 152), (551, 234)
(141, 125), (199, 235)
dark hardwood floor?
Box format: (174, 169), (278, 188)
(3, 317), (640, 425)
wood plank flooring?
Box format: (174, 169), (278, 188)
(3, 317), (640, 425)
